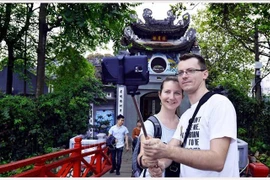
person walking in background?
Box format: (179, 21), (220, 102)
(108, 114), (129, 175)
(142, 53), (239, 177)
(137, 76), (183, 177)
(132, 120), (142, 152)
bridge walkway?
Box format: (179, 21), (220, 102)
(103, 148), (133, 177)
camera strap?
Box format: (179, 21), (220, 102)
(181, 91), (215, 148)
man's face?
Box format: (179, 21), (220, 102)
(177, 57), (208, 94)
(117, 118), (125, 126)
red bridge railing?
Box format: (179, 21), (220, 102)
(0, 137), (112, 177)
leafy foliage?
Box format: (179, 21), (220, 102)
(47, 47), (96, 92)
(191, 7), (254, 94)
(0, 3), (139, 96)
(45, 3), (139, 69)
(0, 3), (37, 94)
(0, 95), (38, 162)
(207, 3), (270, 80)
(36, 77), (106, 149)
(0, 77), (106, 164)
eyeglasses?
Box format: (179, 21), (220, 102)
(175, 68), (206, 77)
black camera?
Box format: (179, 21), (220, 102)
(101, 55), (149, 95)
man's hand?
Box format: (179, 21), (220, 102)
(143, 138), (167, 159)
(148, 159), (166, 177)
(149, 166), (163, 177)
(126, 145), (129, 151)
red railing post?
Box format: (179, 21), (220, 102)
(72, 137), (82, 177)
(0, 138), (115, 177)
(34, 158), (46, 177)
(95, 144), (102, 174)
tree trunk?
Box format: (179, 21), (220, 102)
(24, 4), (29, 96)
(2, 4), (13, 95)
(6, 45), (14, 94)
(36, 3), (48, 98)
(3, 4), (33, 95)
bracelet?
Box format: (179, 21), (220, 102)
(139, 155), (147, 169)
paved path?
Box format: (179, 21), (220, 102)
(103, 148), (133, 177)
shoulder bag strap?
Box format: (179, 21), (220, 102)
(181, 91), (215, 148)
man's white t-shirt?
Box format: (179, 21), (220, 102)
(173, 94), (239, 177)
(109, 125), (129, 148)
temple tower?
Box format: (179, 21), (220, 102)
(117, 8), (200, 132)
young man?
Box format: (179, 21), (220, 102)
(142, 53), (239, 177)
(108, 114), (129, 175)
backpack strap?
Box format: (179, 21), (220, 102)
(147, 115), (162, 139)
(181, 91), (215, 148)
(141, 115), (162, 177)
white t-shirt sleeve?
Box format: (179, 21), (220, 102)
(209, 95), (237, 141)
(139, 120), (154, 138)
(108, 126), (113, 135)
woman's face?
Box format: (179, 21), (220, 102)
(137, 121), (142, 128)
(159, 80), (183, 111)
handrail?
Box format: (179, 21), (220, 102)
(0, 137), (112, 177)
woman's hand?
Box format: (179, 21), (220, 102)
(141, 155), (158, 168)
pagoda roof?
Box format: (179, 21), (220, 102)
(121, 27), (198, 53)
(128, 40), (196, 54)
(129, 9), (190, 38)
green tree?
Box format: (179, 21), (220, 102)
(207, 3), (270, 83)
(36, 3), (48, 97)
(35, 3), (139, 97)
(190, 7), (254, 93)
(0, 3), (35, 95)
(0, 95), (38, 161)
(1, 3), (139, 97)
(49, 47), (96, 92)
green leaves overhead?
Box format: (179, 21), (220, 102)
(48, 3), (138, 54)
(1, 3), (139, 95)
(49, 47), (96, 93)
(190, 5), (254, 93)
(208, 3), (270, 59)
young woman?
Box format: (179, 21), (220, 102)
(137, 76), (183, 177)
(132, 120), (142, 152)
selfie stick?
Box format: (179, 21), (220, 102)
(117, 54), (148, 138)
(131, 94), (148, 138)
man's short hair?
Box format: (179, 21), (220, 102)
(180, 53), (207, 70)
(117, 114), (125, 120)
